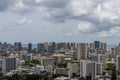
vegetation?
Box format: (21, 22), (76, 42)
(22, 59), (41, 67)
(86, 74), (92, 80)
(0, 73), (54, 80)
(79, 77), (85, 80)
(30, 59), (41, 65)
(77, 74), (92, 80)
(102, 71), (106, 80)
(106, 63), (116, 70)
(111, 67), (117, 80)
(57, 63), (67, 68)
(72, 73), (80, 77)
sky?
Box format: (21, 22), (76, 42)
(0, 0), (120, 44)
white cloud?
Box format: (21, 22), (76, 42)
(10, 0), (30, 14)
(67, 0), (94, 16)
(1, 0), (120, 39)
(17, 18), (32, 25)
(95, 27), (120, 37)
(15, 0), (29, 9)
(77, 21), (96, 33)
(66, 32), (78, 36)
(35, 0), (43, 3)
(93, 0), (120, 22)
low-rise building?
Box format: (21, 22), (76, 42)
(54, 76), (71, 80)
(34, 65), (44, 74)
(54, 68), (70, 77)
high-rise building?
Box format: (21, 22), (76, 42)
(37, 43), (45, 53)
(94, 41), (100, 49)
(89, 43), (94, 49)
(91, 54), (106, 74)
(96, 63), (103, 75)
(42, 58), (55, 67)
(94, 41), (106, 51)
(48, 45), (52, 53)
(56, 43), (66, 51)
(116, 55), (120, 72)
(28, 43), (32, 53)
(114, 45), (120, 56)
(100, 42), (107, 51)
(78, 43), (88, 60)
(51, 42), (56, 53)
(97, 54), (105, 75)
(47, 42), (56, 53)
(14, 42), (22, 51)
(66, 42), (76, 51)
(2, 57), (17, 73)
(93, 41), (107, 55)
(97, 54), (106, 63)
(80, 60), (97, 80)
(43, 42), (49, 52)
(23, 54), (33, 62)
(66, 43), (71, 50)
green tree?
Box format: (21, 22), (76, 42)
(86, 74), (92, 80)
(111, 67), (117, 80)
(79, 77), (85, 80)
(106, 63), (116, 70)
(31, 59), (41, 65)
(57, 63), (67, 68)
(102, 71), (106, 80)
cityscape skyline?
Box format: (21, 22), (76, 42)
(0, 41), (117, 50)
(0, 0), (120, 80)
(0, 0), (120, 44)
(0, 39), (119, 79)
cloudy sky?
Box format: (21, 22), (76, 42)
(0, 0), (120, 44)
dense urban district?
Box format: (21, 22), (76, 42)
(0, 41), (119, 80)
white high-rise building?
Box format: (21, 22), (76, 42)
(96, 63), (103, 75)
(80, 60), (97, 80)
(97, 54), (105, 63)
(78, 43), (88, 60)
(2, 57), (17, 73)
(115, 46), (120, 56)
(116, 55), (120, 72)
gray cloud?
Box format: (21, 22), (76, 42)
(23, 0), (69, 8)
(0, 0), (18, 11)
(0, 0), (120, 37)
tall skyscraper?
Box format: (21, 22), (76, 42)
(37, 43), (45, 53)
(96, 63), (103, 75)
(80, 60), (97, 80)
(56, 42), (66, 51)
(28, 43), (32, 53)
(97, 54), (106, 74)
(43, 42), (49, 52)
(51, 42), (56, 53)
(100, 42), (107, 51)
(94, 41), (100, 49)
(78, 43), (88, 60)
(114, 45), (120, 56)
(14, 42), (22, 51)
(2, 57), (17, 73)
